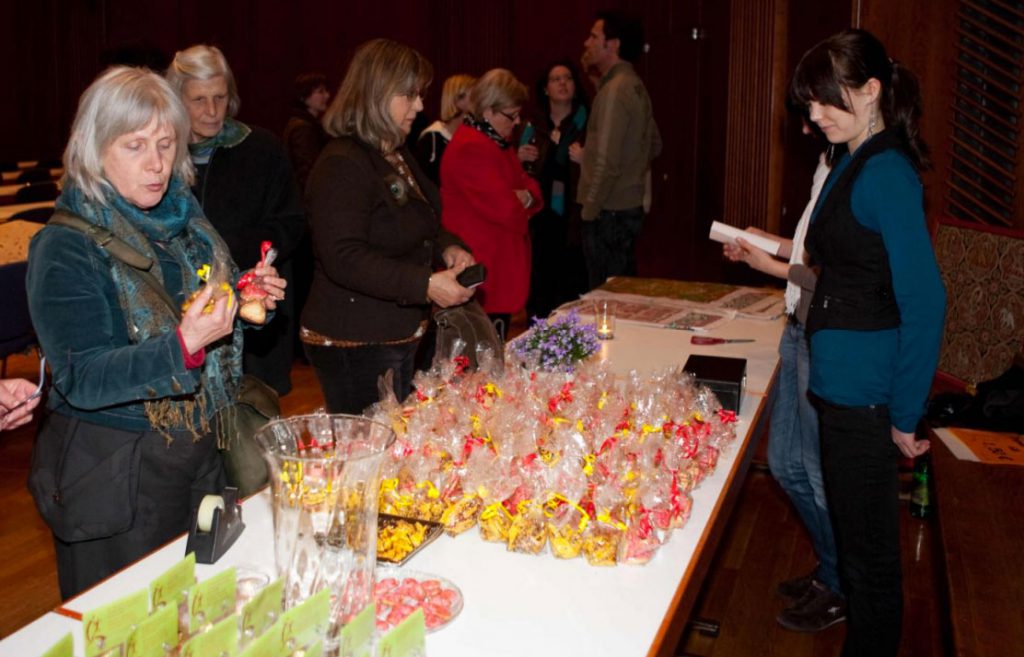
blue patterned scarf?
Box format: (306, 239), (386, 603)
(55, 177), (243, 438)
(188, 117), (251, 164)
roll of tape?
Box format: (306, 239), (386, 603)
(196, 494), (225, 533)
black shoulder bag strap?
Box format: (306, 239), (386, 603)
(47, 211), (182, 320)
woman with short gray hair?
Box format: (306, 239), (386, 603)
(25, 66), (285, 599)
(168, 44), (305, 395)
(441, 68), (542, 338)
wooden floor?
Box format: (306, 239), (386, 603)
(0, 350), (949, 656)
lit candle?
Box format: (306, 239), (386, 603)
(594, 301), (615, 340)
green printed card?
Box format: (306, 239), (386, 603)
(274, 587), (330, 652)
(241, 578), (283, 640)
(150, 553), (196, 610)
(180, 614), (238, 657)
(377, 608), (425, 657)
(338, 603), (374, 657)
(82, 588), (149, 657)
(39, 632), (72, 657)
(125, 603), (178, 657)
(188, 567), (237, 633)
(237, 624), (279, 657)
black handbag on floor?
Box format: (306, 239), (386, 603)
(48, 212), (278, 496)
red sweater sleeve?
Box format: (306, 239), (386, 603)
(176, 329), (206, 369)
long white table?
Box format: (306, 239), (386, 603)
(0, 308), (784, 657)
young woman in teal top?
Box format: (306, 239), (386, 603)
(790, 29), (945, 657)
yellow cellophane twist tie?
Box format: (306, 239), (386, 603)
(539, 447), (559, 465)
(196, 264), (211, 282)
(583, 453), (596, 476)
(692, 411), (704, 423)
(483, 382), (503, 398)
(416, 480), (440, 499)
(597, 391), (608, 410)
(481, 501), (513, 521)
(596, 508), (628, 531)
(543, 493), (591, 531)
(640, 423), (659, 443)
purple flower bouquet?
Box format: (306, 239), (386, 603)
(508, 310), (600, 373)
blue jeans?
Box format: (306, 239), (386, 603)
(767, 319), (840, 594)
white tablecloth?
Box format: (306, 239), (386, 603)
(0, 313), (785, 657)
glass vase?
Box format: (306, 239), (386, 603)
(256, 414), (394, 654)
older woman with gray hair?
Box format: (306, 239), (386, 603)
(25, 66), (284, 599)
(167, 45), (304, 395)
(441, 68), (543, 337)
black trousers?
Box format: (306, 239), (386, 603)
(527, 210), (588, 319)
(304, 340), (417, 415)
(815, 395), (902, 657)
(581, 207), (644, 290)
(42, 414), (225, 600)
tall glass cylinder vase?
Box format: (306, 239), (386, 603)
(256, 414), (394, 653)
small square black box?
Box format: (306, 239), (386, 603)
(683, 354), (747, 413)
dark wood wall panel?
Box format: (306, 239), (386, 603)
(722, 0), (778, 235)
(13, 0), (971, 284)
(774, 0), (853, 247)
(635, 0), (707, 281)
(858, 0), (961, 225)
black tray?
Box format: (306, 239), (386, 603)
(376, 513), (444, 566)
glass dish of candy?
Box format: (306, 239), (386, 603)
(373, 567), (463, 633)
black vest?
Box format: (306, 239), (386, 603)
(805, 131), (905, 337)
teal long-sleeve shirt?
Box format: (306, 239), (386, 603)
(808, 141), (946, 433)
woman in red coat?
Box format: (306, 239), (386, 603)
(441, 68), (543, 339)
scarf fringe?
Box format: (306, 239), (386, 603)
(144, 393), (210, 444)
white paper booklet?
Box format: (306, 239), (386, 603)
(709, 221), (781, 256)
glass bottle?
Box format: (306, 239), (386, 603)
(909, 454), (931, 518)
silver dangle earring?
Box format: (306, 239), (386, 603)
(868, 109), (878, 137)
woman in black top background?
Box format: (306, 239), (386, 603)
(519, 60), (590, 319)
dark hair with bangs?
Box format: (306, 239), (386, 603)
(789, 29), (930, 171)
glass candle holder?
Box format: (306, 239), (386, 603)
(594, 300), (616, 340)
